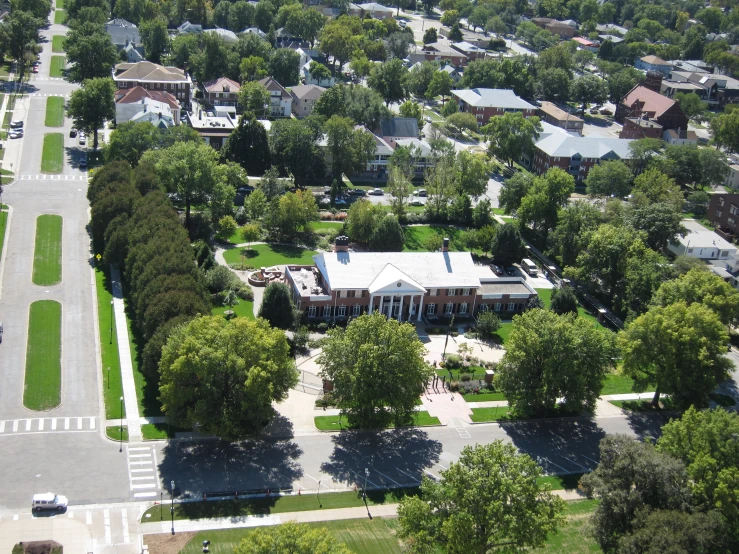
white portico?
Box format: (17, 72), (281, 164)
(367, 264), (427, 322)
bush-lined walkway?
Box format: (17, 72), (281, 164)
(24, 300), (62, 410)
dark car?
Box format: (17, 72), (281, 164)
(491, 264), (504, 276)
(69, 129), (77, 138)
(348, 189), (366, 196)
(237, 186), (254, 194)
(505, 266), (517, 276)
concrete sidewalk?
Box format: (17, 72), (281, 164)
(110, 265), (143, 441)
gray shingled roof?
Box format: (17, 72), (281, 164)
(379, 117), (419, 138)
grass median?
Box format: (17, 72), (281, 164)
(314, 411), (440, 431)
(95, 266), (125, 419)
(106, 425), (128, 442)
(49, 56), (65, 78)
(32, 214), (62, 285)
(51, 35), (65, 53)
(45, 96), (64, 127)
(41, 133), (64, 173)
(54, 10), (66, 24)
(24, 300), (62, 411)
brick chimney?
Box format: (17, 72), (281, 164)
(643, 70), (663, 93)
(334, 235), (349, 252)
(441, 237), (449, 252)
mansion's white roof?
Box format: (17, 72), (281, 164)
(535, 134), (633, 159)
(314, 252), (481, 290)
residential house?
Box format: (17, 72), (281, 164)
(285, 245), (539, 321)
(663, 128), (698, 145)
(176, 21), (202, 34)
(536, 102), (583, 135)
(242, 27), (267, 39)
(615, 85), (688, 133)
(440, 64), (461, 83)
(596, 23), (628, 35)
(122, 98), (175, 128)
(708, 194), (739, 234)
(379, 117), (419, 149)
(290, 84), (325, 118)
(364, 132), (394, 174)
(619, 117), (663, 139)
(725, 156), (739, 189)
(203, 77), (240, 109)
(663, 71), (739, 107)
(186, 108), (236, 149)
(572, 36), (598, 52)
(113, 62), (192, 108)
(394, 137), (434, 175)
(423, 42), (468, 68)
(598, 34), (624, 44)
(258, 77), (292, 117)
(115, 85), (182, 122)
(669, 59), (714, 74)
(207, 27), (238, 44)
(635, 55), (671, 77)
(531, 133), (634, 182)
(451, 88), (537, 126)
(355, 2), (394, 19)
(297, 48), (335, 87)
(668, 220), (736, 260)
(450, 41), (487, 62)
(121, 41), (144, 63)
(531, 18), (577, 39)
(274, 27), (309, 49)
(105, 19), (142, 51)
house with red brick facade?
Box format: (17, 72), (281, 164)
(113, 61), (192, 109)
(451, 88), (537, 126)
(423, 42), (469, 68)
(615, 85), (688, 133)
(285, 241), (538, 322)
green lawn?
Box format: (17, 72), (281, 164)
(600, 373), (635, 395)
(106, 425), (128, 442)
(312, 221), (344, 231)
(45, 96), (64, 127)
(56, 0), (65, 9)
(403, 225), (468, 252)
(49, 56), (65, 77)
(314, 411), (440, 431)
(142, 489), (417, 523)
(470, 406), (511, 422)
(51, 35), (65, 53)
(54, 10), (66, 24)
(210, 300), (254, 320)
(0, 62), (10, 77)
(95, 266), (125, 419)
(32, 214), (62, 285)
(536, 473), (585, 491)
(462, 390), (506, 402)
(24, 300), (62, 411)
(41, 133), (64, 174)
(223, 243), (318, 268)
(141, 422), (191, 440)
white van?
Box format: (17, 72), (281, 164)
(521, 258), (538, 277)
(32, 492), (68, 512)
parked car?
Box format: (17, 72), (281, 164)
(335, 198), (347, 206)
(505, 266), (517, 276)
(79, 154), (87, 169)
(236, 186), (254, 194)
(348, 188), (366, 196)
(9, 130), (23, 139)
(32, 493), (68, 512)
(410, 199), (424, 206)
(369, 188), (384, 195)
(79, 134), (86, 145)
(32, 66), (39, 73)
(69, 129), (77, 138)
(417, 189), (428, 197)
(9, 120), (23, 128)
(491, 264), (504, 276)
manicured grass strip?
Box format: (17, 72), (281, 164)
(600, 373), (635, 395)
(311, 221), (344, 230)
(106, 425), (128, 442)
(314, 411), (440, 431)
(95, 266), (125, 419)
(470, 406), (511, 422)
(223, 243), (318, 268)
(45, 96), (64, 127)
(610, 398), (676, 412)
(210, 300), (254, 320)
(24, 300), (62, 410)
(142, 489), (418, 523)
(55, 0), (65, 11)
(141, 423), (190, 440)
(49, 56), (65, 77)
(536, 473), (585, 491)
(51, 35), (65, 53)
(403, 225), (467, 252)
(32, 214), (62, 285)
(54, 10), (66, 24)
(462, 391), (506, 402)
(41, 133), (64, 174)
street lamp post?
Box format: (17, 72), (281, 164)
(363, 468), (369, 501)
(171, 480), (176, 535)
(119, 396), (124, 452)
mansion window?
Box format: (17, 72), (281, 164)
(447, 289), (457, 296)
(323, 305), (332, 317)
(508, 302), (516, 311)
(337, 305), (346, 317)
(459, 303), (468, 314)
(494, 303), (502, 311)
(352, 305), (361, 316)
(308, 306), (317, 317)
(426, 303), (436, 314)
(445, 303), (454, 314)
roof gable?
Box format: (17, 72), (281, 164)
(368, 264), (426, 294)
(380, 117), (419, 138)
(621, 85), (678, 118)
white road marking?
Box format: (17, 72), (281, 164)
(0, 421), (4, 433)
(129, 461), (151, 466)
(13, 515), (18, 521)
(303, 473), (334, 490)
(89, 417), (95, 429)
(86, 510), (92, 525)
(455, 427), (471, 438)
(38, 419), (44, 431)
(131, 477), (155, 481)
(129, 454), (152, 458)
(51, 418), (56, 430)
(128, 447), (150, 451)
(131, 484), (156, 490)
(103, 509), (111, 545)
(373, 469), (403, 487)
(130, 469), (154, 473)
(77, 417), (82, 429)
(395, 468), (421, 484)
(12, 420), (18, 432)
(67, 511), (73, 518)
(121, 509), (129, 544)
(133, 492), (157, 498)
(64, 418), (69, 430)
(25, 419), (31, 431)
(350, 469), (380, 489)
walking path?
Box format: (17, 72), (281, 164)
(139, 488), (586, 536)
(110, 265), (143, 441)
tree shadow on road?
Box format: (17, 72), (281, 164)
(320, 428), (442, 488)
(158, 438), (304, 498)
(622, 410), (679, 442)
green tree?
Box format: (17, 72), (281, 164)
(620, 302), (731, 408)
(234, 522), (351, 554)
(606, 68), (643, 103)
(317, 313), (432, 428)
(257, 282), (295, 329)
(517, 168), (575, 239)
(657, 406), (739, 529)
(387, 167), (412, 222)
(674, 91), (707, 120)
(269, 48), (301, 86)
(570, 75), (609, 112)
(323, 115), (375, 180)
(549, 202), (602, 268)
(10, 0), (51, 19)
(490, 223), (524, 265)
(159, 316), (297, 438)
(498, 172), (534, 214)
(369, 214), (405, 251)
(398, 442), (564, 554)
(308, 61), (332, 83)
(584, 160), (633, 198)
(240, 55), (269, 82)
(498, 309), (617, 416)
(408, 61), (439, 97)
(535, 68), (571, 102)
(67, 77), (116, 151)
(631, 169), (683, 211)
(0, 10), (43, 83)
(367, 58), (409, 106)
(140, 18), (170, 64)
(623, 240), (667, 317)
(264, 191), (318, 239)
(246, 189), (267, 221)
(710, 109), (739, 153)
(455, 151), (490, 197)
(65, 31), (119, 83)
(221, 115), (271, 176)
(686, 190), (711, 217)
(422, 27), (437, 44)
(426, 70), (454, 101)
(626, 202), (686, 251)
(475, 310), (500, 338)
(269, 119), (325, 187)
(238, 81), (271, 117)
(651, 267), (739, 326)
(105, 122), (160, 167)
(349, 50), (372, 80)
(398, 100), (422, 127)
(483, 113), (542, 168)
(580, 435), (693, 554)
(444, 112), (478, 137)
(319, 18), (359, 74)
(628, 138), (665, 176)
(448, 22), (463, 41)
(550, 286), (578, 315)
(345, 199), (384, 243)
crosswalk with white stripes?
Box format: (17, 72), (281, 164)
(18, 174), (87, 181)
(29, 93), (69, 98)
(126, 445), (160, 498)
(0, 416), (97, 435)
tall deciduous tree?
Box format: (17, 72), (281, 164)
(367, 57), (409, 106)
(620, 302), (731, 408)
(234, 522), (351, 554)
(67, 77), (116, 150)
(65, 31), (119, 82)
(398, 442), (564, 554)
(269, 119), (325, 186)
(221, 115), (271, 176)
(0, 10), (43, 83)
(140, 18), (170, 64)
(490, 223), (525, 265)
(498, 171), (534, 214)
(159, 316), (298, 438)
(105, 121), (161, 167)
(10, 0), (51, 19)
(517, 167), (575, 239)
(550, 286), (578, 315)
(239, 81), (271, 117)
(483, 113), (542, 168)
(323, 115), (375, 180)
(269, 48), (301, 86)
(369, 213), (405, 251)
(345, 199), (384, 243)
(549, 202), (602, 268)
(498, 309), (617, 416)
(455, 151), (490, 197)
(317, 313), (431, 428)
(570, 75), (609, 112)
(257, 282), (295, 329)
(264, 190), (318, 239)
(584, 160), (633, 198)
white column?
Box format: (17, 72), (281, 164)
(417, 294), (424, 322)
(388, 296), (394, 319)
(409, 296), (414, 321)
(369, 294), (374, 314)
(397, 295), (404, 321)
(379, 295), (384, 316)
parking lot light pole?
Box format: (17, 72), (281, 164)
(363, 468), (369, 501)
(171, 480), (175, 535)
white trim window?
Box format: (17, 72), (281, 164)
(352, 305), (361, 316)
(494, 303), (502, 311)
(427, 303), (436, 314)
(323, 305), (332, 317)
(459, 303), (468, 314)
(445, 303), (454, 314)
(479, 303), (489, 312)
(447, 289), (457, 296)
(308, 306), (317, 317)
(507, 302), (516, 311)
(337, 305), (346, 317)
(462, 288), (470, 296)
